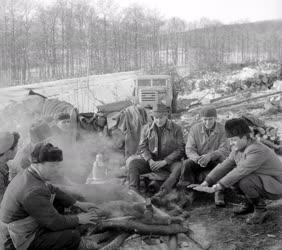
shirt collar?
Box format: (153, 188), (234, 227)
(149, 119), (172, 132)
(200, 122), (219, 134)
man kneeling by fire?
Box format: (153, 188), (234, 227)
(193, 118), (282, 224)
(0, 142), (102, 250)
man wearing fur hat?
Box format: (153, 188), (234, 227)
(198, 118), (282, 224)
(178, 106), (230, 206)
(0, 132), (20, 203)
(0, 142), (103, 250)
(127, 103), (185, 199)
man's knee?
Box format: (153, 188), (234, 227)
(126, 155), (140, 168)
(183, 159), (195, 168)
(128, 158), (141, 172)
(170, 161), (182, 175)
(238, 175), (261, 193)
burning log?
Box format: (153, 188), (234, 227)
(96, 219), (191, 235)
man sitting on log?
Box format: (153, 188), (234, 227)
(178, 106), (230, 207)
(0, 142), (101, 250)
(127, 103), (185, 199)
(198, 118), (282, 224)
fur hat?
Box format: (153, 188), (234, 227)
(55, 113), (70, 121)
(0, 132), (20, 155)
(152, 103), (170, 114)
(30, 121), (52, 144)
(200, 106), (217, 118)
(31, 143), (63, 163)
(225, 118), (251, 138)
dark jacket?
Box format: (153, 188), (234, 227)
(205, 141), (282, 194)
(0, 163), (9, 204)
(138, 120), (185, 164)
(0, 168), (79, 248)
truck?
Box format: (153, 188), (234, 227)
(133, 75), (175, 110)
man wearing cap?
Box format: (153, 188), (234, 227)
(199, 118), (282, 224)
(0, 132), (20, 203)
(178, 106), (230, 206)
(0, 142), (103, 250)
(127, 103), (185, 198)
(13, 121), (53, 172)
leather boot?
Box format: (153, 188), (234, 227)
(246, 198), (269, 224)
(233, 200), (254, 215)
(214, 190), (225, 207)
(77, 236), (99, 250)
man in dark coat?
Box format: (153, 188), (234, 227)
(0, 143), (101, 250)
(127, 103), (185, 198)
(0, 132), (20, 203)
(199, 118), (282, 224)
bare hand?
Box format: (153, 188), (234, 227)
(198, 154), (212, 167)
(200, 181), (209, 187)
(149, 160), (167, 171)
(77, 210), (100, 225)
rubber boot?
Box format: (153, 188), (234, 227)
(215, 190), (225, 207)
(246, 198), (269, 224)
(233, 200), (254, 215)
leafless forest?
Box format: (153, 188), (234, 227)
(1, 0), (282, 87)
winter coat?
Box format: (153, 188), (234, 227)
(138, 120), (185, 164)
(206, 141), (282, 194)
(0, 167), (79, 249)
(185, 122), (230, 162)
(0, 162), (9, 204)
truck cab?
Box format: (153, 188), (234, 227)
(133, 75), (173, 109)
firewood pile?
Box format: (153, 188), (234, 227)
(64, 184), (205, 250)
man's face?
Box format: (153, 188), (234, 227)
(153, 112), (168, 127)
(229, 135), (248, 151)
(42, 161), (63, 179)
(202, 117), (216, 129)
(57, 119), (71, 131)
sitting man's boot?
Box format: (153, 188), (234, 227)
(178, 190), (195, 208)
(246, 198), (269, 224)
(151, 188), (167, 206)
(78, 236), (99, 250)
(215, 190), (225, 207)
(234, 200), (254, 215)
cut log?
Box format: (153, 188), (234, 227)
(99, 233), (130, 250)
(97, 219), (191, 235)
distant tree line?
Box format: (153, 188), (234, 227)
(0, 0), (282, 86)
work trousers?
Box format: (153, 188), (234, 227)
(128, 158), (182, 192)
(28, 228), (81, 250)
(237, 174), (282, 200)
(179, 159), (221, 185)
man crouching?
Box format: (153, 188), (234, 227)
(200, 118), (282, 224)
(0, 143), (100, 250)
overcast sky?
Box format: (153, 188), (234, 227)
(41, 0), (282, 24)
(117, 0), (282, 24)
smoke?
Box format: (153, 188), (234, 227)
(0, 95), (125, 187)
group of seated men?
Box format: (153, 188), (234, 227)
(127, 103), (282, 225)
(1, 102), (282, 249)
